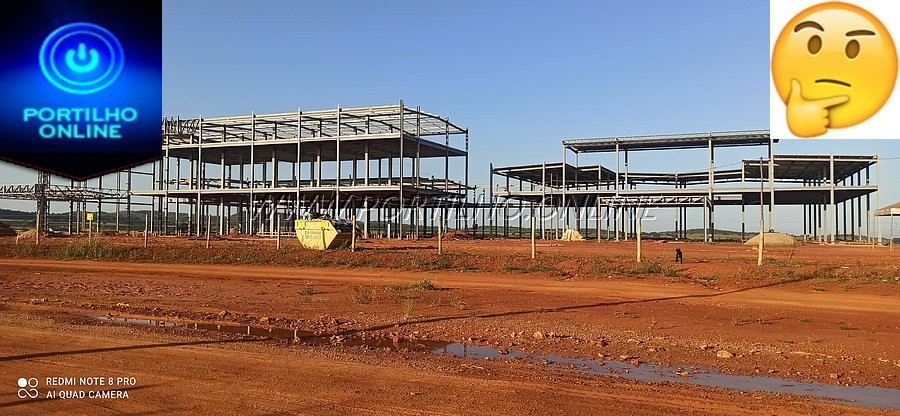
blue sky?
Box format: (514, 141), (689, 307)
(1, 0), (897, 235)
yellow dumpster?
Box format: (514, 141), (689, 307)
(294, 216), (354, 250)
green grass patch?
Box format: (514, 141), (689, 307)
(411, 279), (437, 291)
(809, 267), (840, 279)
(628, 261), (679, 277)
(385, 278), (438, 293)
(795, 266), (840, 281)
(401, 252), (455, 271)
(55, 239), (120, 260)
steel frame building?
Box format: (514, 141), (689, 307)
(132, 102), (471, 238)
(490, 130), (881, 243)
(1, 121), (885, 244)
(0, 171), (140, 234)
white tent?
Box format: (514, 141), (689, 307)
(874, 201), (900, 217)
(875, 202), (899, 250)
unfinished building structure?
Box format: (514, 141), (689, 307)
(0, 170), (139, 234)
(490, 130), (881, 242)
(2, 122), (885, 244)
(133, 102), (470, 238)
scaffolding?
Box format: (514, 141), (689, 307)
(133, 102), (472, 238)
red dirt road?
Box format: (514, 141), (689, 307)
(0, 311), (892, 416)
(0, 238), (898, 414)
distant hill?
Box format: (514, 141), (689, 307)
(0, 207), (158, 231)
(0, 208), (34, 220)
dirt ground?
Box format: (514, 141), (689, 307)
(0, 236), (898, 415)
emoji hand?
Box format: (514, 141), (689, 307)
(786, 80), (849, 138)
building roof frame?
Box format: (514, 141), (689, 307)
(562, 129), (772, 153)
(163, 104), (467, 146)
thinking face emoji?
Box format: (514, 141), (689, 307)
(772, 2), (897, 137)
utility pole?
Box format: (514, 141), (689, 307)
(636, 216), (642, 263)
(758, 158), (764, 266)
(437, 214), (443, 255)
(531, 215), (536, 259)
(276, 214), (282, 250)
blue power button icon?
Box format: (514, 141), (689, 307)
(39, 22), (124, 95)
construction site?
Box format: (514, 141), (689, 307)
(0, 108), (892, 246)
(1, 104), (899, 415)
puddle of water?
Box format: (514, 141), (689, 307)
(94, 315), (899, 410)
(96, 316), (176, 327)
(534, 353), (899, 410)
(196, 323), (243, 335)
(341, 337), (447, 351)
(429, 344), (899, 410)
(99, 317), (315, 341)
(435, 342), (527, 360)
